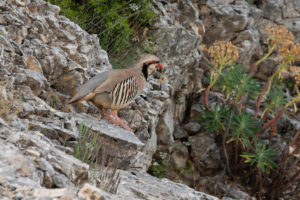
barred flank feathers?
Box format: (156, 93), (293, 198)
(110, 76), (138, 107)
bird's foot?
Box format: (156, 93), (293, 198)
(116, 120), (133, 132)
(112, 119), (133, 132)
(111, 110), (133, 133)
(103, 108), (133, 133)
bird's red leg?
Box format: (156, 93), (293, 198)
(103, 108), (118, 125)
(111, 110), (133, 132)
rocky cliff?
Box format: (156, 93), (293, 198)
(0, 0), (299, 199)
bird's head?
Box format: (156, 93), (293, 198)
(138, 54), (164, 80)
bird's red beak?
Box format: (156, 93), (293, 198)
(156, 63), (164, 68)
(150, 60), (164, 68)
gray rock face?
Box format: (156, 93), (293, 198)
(170, 140), (189, 171)
(77, 170), (220, 200)
(59, 112), (145, 170)
(0, 138), (41, 189)
(24, 69), (48, 96)
(189, 133), (221, 170)
(0, 125), (82, 199)
(117, 169), (220, 200)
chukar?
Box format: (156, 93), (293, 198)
(68, 54), (164, 132)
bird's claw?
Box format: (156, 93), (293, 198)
(103, 108), (134, 133)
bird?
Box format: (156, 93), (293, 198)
(68, 54), (164, 132)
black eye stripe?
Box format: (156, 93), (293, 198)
(150, 60), (160, 64)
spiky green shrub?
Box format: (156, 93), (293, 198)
(218, 66), (262, 104)
(261, 84), (287, 119)
(228, 111), (260, 147)
(241, 142), (278, 172)
(197, 104), (230, 133)
(74, 121), (98, 164)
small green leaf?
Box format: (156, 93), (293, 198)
(241, 141), (278, 172)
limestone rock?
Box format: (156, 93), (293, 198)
(57, 112), (144, 170)
(280, 18), (300, 43)
(14, 72), (27, 84)
(0, 138), (41, 191)
(24, 69), (47, 96)
(33, 188), (75, 199)
(78, 183), (115, 200)
(183, 121), (201, 134)
(19, 102), (35, 117)
(188, 133), (221, 170)
(118, 169), (220, 200)
(37, 158), (55, 177)
(174, 124), (189, 139)
(202, 0), (262, 64)
(53, 70), (83, 96)
(149, 25), (201, 91)
(26, 55), (43, 74)
(156, 99), (174, 145)
(28, 121), (60, 140)
(52, 173), (72, 188)
(170, 140), (189, 171)
(262, 0), (283, 21)
(217, 182), (253, 200)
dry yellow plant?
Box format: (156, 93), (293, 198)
(289, 66), (300, 86)
(256, 24), (295, 67)
(208, 40), (239, 67)
(204, 40), (239, 109)
(265, 24), (294, 47)
(278, 42), (300, 64)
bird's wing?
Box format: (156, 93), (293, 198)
(68, 71), (110, 104)
(93, 69), (133, 94)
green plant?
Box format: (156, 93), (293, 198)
(241, 142), (278, 198)
(255, 25), (300, 117)
(220, 66), (261, 105)
(197, 104), (230, 133)
(73, 121), (99, 164)
(246, 0), (257, 5)
(204, 41), (239, 109)
(261, 84), (287, 120)
(228, 111), (260, 147)
(49, 95), (58, 109)
(17, 95), (25, 102)
(197, 25), (300, 199)
(46, 0), (156, 61)
(263, 91), (300, 130)
(148, 162), (167, 178)
(241, 142), (278, 172)
(174, 97), (183, 105)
